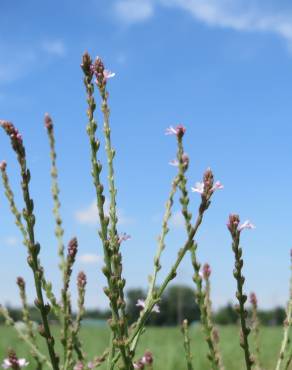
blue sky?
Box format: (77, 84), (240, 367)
(0, 0), (292, 310)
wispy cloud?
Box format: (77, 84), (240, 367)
(114, 0), (154, 23)
(170, 210), (185, 229)
(0, 48), (37, 84)
(168, 1), (292, 39)
(0, 39), (66, 84)
(162, 0), (292, 43)
(75, 199), (133, 226)
(114, 0), (292, 49)
(2, 236), (20, 247)
(42, 40), (66, 57)
(78, 253), (103, 264)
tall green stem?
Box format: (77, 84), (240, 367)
(0, 121), (59, 370)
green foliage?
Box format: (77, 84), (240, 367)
(213, 304), (238, 325)
(0, 326), (284, 370)
(126, 286), (200, 326)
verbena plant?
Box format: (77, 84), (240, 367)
(0, 52), (291, 370)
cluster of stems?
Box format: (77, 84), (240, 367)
(0, 116), (87, 370)
(0, 121), (60, 370)
(81, 52), (132, 370)
(0, 51), (291, 370)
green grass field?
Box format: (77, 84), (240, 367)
(0, 325), (287, 369)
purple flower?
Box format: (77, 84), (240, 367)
(77, 271), (87, 289)
(249, 292), (257, 306)
(165, 124), (186, 137)
(191, 171), (223, 196)
(227, 214), (240, 234)
(44, 113), (53, 130)
(169, 159), (179, 167)
(141, 351), (153, 365)
(136, 299), (146, 309)
(238, 220), (255, 231)
(133, 361), (144, 369)
(227, 215), (255, 235)
(73, 362), (84, 370)
(103, 70), (115, 80)
(2, 358), (29, 369)
(68, 237), (78, 259)
(169, 153), (189, 167)
(0, 121), (23, 145)
(212, 181), (224, 191)
(191, 182), (205, 194)
(202, 263), (211, 279)
(118, 233), (131, 244)
(0, 160), (7, 171)
(136, 299), (160, 313)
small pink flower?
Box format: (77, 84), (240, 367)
(191, 182), (204, 194)
(136, 299), (146, 309)
(169, 153), (189, 167)
(152, 304), (160, 313)
(118, 233), (131, 244)
(212, 181), (224, 191)
(141, 351), (153, 365)
(44, 113), (53, 130)
(165, 124), (186, 137)
(192, 179), (223, 195)
(73, 362), (84, 370)
(133, 361), (144, 369)
(87, 362), (95, 369)
(238, 220), (255, 231)
(165, 126), (178, 135)
(202, 263), (211, 279)
(227, 214), (240, 234)
(249, 292), (257, 306)
(103, 70), (115, 80)
(0, 160), (7, 171)
(136, 299), (160, 313)
(169, 159), (179, 167)
(2, 358), (29, 369)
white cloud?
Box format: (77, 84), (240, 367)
(3, 236), (19, 246)
(114, 0), (154, 23)
(78, 253), (103, 264)
(162, 0), (292, 42)
(170, 210), (185, 228)
(114, 0), (292, 48)
(75, 199), (133, 226)
(0, 49), (37, 84)
(0, 39), (65, 85)
(42, 40), (66, 57)
(75, 200), (99, 225)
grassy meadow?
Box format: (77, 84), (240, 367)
(0, 325), (286, 369)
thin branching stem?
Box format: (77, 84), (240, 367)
(81, 53), (132, 370)
(181, 319), (194, 370)
(98, 76), (131, 367)
(17, 277), (43, 370)
(228, 215), (254, 370)
(176, 135), (222, 369)
(0, 162), (60, 316)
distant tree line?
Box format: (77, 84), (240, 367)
(1, 285), (286, 327)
